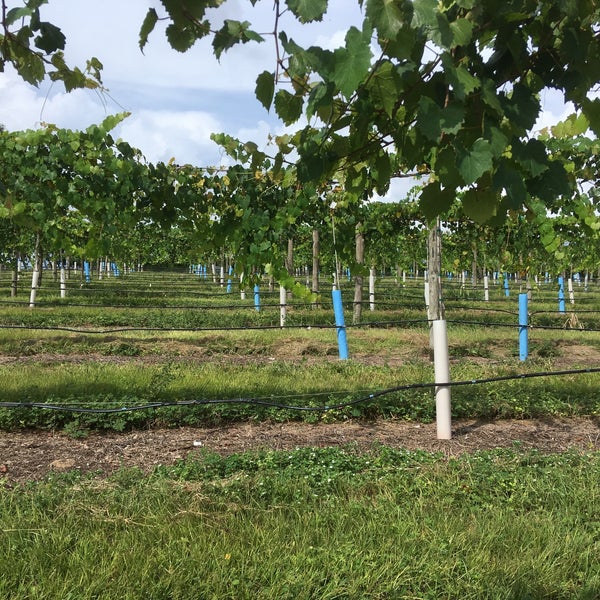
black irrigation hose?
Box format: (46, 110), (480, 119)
(443, 303), (519, 315)
(2, 318), (600, 334)
(2, 367), (599, 414)
(0, 319), (431, 334)
(531, 309), (600, 315)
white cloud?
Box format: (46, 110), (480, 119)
(535, 89), (576, 134)
(118, 110), (223, 165)
(0, 69), (120, 131)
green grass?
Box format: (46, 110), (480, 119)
(2, 272), (600, 432)
(1, 447), (599, 599)
(2, 272), (600, 598)
(1, 354), (599, 431)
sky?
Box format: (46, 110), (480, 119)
(0, 0), (577, 202)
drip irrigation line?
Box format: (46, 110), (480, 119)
(0, 300), (327, 311)
(2, 366), (599, 414)
(444, 304), (519, 315)
(531, 309), (600, 316)
(443, 319), (522, 329)
(528, 323), (600, 332)
(0, 319), (430, 334)
(4, 318), (599, 334)
(0, 323), (337, 334)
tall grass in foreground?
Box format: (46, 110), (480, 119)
(1, 447), (599, 599)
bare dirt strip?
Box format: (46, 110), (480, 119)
(1, 417), (599, 484)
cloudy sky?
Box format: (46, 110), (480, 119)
(0, 1), (360, 163)
(0, 0), (576, 201)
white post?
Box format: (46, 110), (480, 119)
(432, 319), (452, 440)
(568, 277), (575, 304)
(279, 285), (287, 327)
(369, 268), (375, 311)
(29, 267), (40, 308)
(483, 275), (489, 301)
(60, 267), (67, 299)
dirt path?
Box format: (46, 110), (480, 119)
(1, 417), (599, 484)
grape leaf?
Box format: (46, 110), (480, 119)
(213, 20), (264, 60)
(416, 96), (465, 141)
(367, 61), (399, 117)
(274, 90), (304, 125)
(165, 23), (196, 52)
(333, 25), (373, 99)
(366, 0), (408, 39)
(461, 186), (498, 223)
(458, 138), (493, 184)
(255, 71), (275, 111)
(139, 8), (158, 52)
(286, 0), (328, 23)
(34, 22), (66, 53)
(419, 181), (455, 221)
(582, 98), (600, 136)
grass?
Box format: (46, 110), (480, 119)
(1, 351), (599, 431)
(0, 446), (599, 599)
(2, 271), (600, 431)
(1, 271), (600, 598)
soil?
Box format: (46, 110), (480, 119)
(1, 417), (599, 485)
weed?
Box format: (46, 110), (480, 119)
(0, 448), (599, 598)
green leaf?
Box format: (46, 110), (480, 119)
(419, 181), (455, 221)
(487, 125), (508, 158)
(372, 152), (392, 194)
(433, 12), (452, 48)
(511, 139), (548, 177)
(527, 161), (572, 204)
(550, 113), (589, 138)
(458, 138), (493, 184)
(502, 83), (540, 131)
(286, 0), (328, 23)
(333, 24), (373, 99)
(97, 112), (130, 134)
(480, 80), (503, 115)
(433, 146), (462, 190)
(449, 18), (473, 47)
(442, 55), (479, 99)
(34, 22), (66, 53)
(412, 0), (437, 28)
(165, 23), (196, 52)
(297, 140), (330, 183)
(492, 160), (527, 208)
(306, 81), (335, 121)
(255, 71), (275, 112)
(367, 61), (399, 117)
(6, 7), (32, 26)
(416, 96), (465, 141)
(582, 98), (600, 136)
(366, 0), (409, 39)
(213, 20), (264, 60)
(274, 90), (304, 125)
(8, 30), (45, 85)
(139, 8), (158, 52)
(461, 187), (498, 223)
(383, 24), (417, 59)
